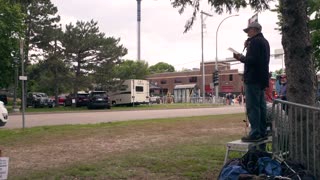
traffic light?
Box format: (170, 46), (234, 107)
(213, 71), (219, 86)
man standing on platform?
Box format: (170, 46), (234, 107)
(234, 22), (270, 142)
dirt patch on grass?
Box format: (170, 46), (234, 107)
(3, 115), (246, 177)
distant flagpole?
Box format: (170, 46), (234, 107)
(137, 0), (141, 61)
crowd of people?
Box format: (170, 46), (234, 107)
(224, 73), (287, 106)
(225, 93), (245, 106)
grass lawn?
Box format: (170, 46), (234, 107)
(0, 113), (246, 179)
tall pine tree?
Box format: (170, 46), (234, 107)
(17, 0), (60, 65)
(63, 20), (127, 94)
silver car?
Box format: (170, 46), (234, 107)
(0, 101), (8, 126)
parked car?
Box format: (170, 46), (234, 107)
(64, 92), (89, 107)
(27, 92), (55, 108)
(58, 94), (67, 106)
(0, 101), (8, 126)
(149, 95), (160, 104)
(87, 91), (111, 109)
(0, 94), (8, 105)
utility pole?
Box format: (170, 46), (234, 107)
(200, 11), (212, 103)
(53, 24), (61, 107)
(137, 0), (142, 61)
(19, 39), (26, 129)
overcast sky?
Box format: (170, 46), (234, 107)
(51, 0), (284, 72)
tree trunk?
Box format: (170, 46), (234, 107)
(281, 0), (316, 105)
(74, 56), (81, 96)
(280, 0), (319, 177)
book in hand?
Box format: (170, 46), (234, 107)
(228, 47), (241, 60)
(228, 48), (242, 60)
(227, 47), (240, 55)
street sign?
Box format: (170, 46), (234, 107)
(19, 76), (27, 81)
(274, 49), (284, 59)
(0, 157), (9, 180)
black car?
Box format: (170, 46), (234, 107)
(0, 94), (8, 105)
(87, 91), (111, 109)
(27, 92), (55, 108)
(64, 92), (89, 107)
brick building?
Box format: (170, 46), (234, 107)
(146, 61), (244, 97)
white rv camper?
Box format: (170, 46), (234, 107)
(110, 79), (150, 106)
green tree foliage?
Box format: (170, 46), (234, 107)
(63, 20), (127, 93)
(101, 60), (149, 92)
(37, 24), (72, 104)
(308, 0), (320, 72)
(149, 62), (175, 74)
(16, 0), (60, 65)
(274, 68), (285, 75)
(24, 24), (74, 96)
(0, 0), (24, 88)
(26, 60), (72, 94)
(13, 0), (71, 102)
(113, 60), (149, 80)
(171, 0), (270, 32)
(92, 37), (128, 91)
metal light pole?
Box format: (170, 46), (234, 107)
(137, 0), (142, 60)
(19, 38), (26, 129)
(200, 11), (212, 103)
(215, 14), (239, 99)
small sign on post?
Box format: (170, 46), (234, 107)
(274, 49), (284, 59)
(71, 99), (76, 108)
(19, 76), (27, 81)
(0, 150), (9, 180)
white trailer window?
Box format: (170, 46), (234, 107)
(136, 86), (144, 92)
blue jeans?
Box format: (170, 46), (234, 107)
(245, 83), (267, 138)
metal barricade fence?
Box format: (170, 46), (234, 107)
(272, 99), (320, 178)
(172, 96), (226, 104)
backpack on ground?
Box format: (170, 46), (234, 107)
(218, 158), (248, 180)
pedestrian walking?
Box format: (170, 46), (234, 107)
(238, 93), (243, 105)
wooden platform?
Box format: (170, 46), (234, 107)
(224, 136), (272, 164)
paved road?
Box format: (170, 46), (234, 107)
(4, 106), (245, 129)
